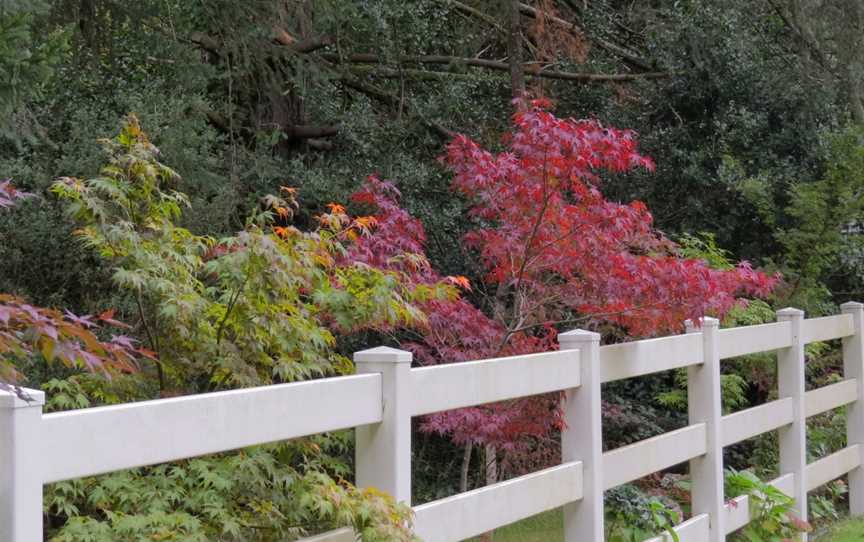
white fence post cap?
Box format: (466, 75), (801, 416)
(842, 301), (864, 311)
(354, 346), (412, 364)
(559, 329), (600, 344)
(776, 307), (805, 317)
(684, 316), (719, 331)
(0, 387), (45, 409)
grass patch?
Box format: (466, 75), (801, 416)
(468, 509), (563, 541)
(466, 511), (864, 541)
(822, 518), (864, 541)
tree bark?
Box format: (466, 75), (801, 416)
(485, 443), (498, 485)
(284, 125), (339, 139)
(839, 0), (864, 124)
(78, 0), (98, 48)
(508, 0), (525, 98)
(459, 442), (473, 492)
(478, 443), (499, 541)
(189, 32), (221, 55)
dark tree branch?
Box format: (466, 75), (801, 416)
(193, 105), (230, 133)
(284, 124), (339, 139)
(517, 1), (655, 70)
(189, 31), (221, 54)
(765, 0), (830, 70)
(333, 67), (457, 139)
(286, 34), (336, 54)
(307, 138), (334, 151)
(323, 54), (670, 83)
(189, 30), (334, 56)
(271, 25), (334, 54)
(434, 0), (504, 31)
(347, 66), (482, 81)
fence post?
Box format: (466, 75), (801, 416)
(842, 301), (864, 516)
(685, 317), (725, 541)
(777, 307), (807, 539)
(0, 386), (45, 542)
(354, 346), (412, 504)
(559, 329), (603, 542)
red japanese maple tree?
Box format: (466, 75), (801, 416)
(348, 99), (777, 484)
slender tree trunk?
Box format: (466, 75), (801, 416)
(842, 0), (864, 124)
(485, 443), (498, 485)
(507, 0), (525, 98)
(789, 0), (816, 63)
(459, 441), (473, 492)
(78, 0), (98, 48)
(479, 443), (499, 541)
(847, 70), (864, 125)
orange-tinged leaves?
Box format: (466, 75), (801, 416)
(0, 295), (144, 383)
(137, 347), (158, 361)
(326, 202), (346, 215)
(353, 215), (379, 236)
(445, 275), (472, 291)
(98, 308), (131, 329)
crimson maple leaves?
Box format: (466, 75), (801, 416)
(349, 99), (777, 456)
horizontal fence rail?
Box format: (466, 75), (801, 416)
(806, 445), (861, 491)
(599, 333), (701, 383)
(603, 424), (707, 490)
(410, 350), (580, 416)
(717, 321), (792, 359)
(644, 513), (711, 542)
(721, 397), (794, 447)
(805, 378), (858, 418)
(40, 374), (384, 484)
(413, 462), (583, 542)
(3, 304), (864, 541)
(802, 314), (855, 344)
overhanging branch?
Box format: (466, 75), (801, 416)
(517, 1), (655, 70)
(323, 54), (670, 83)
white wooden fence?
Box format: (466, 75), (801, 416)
(3, 303), (864, 541)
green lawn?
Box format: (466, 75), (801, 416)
(467, 511), (864, 541)
(823, 518), (864, 541)
(468, 509), (563, 542)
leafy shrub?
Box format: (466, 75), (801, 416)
(725, 469), (811, 541)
